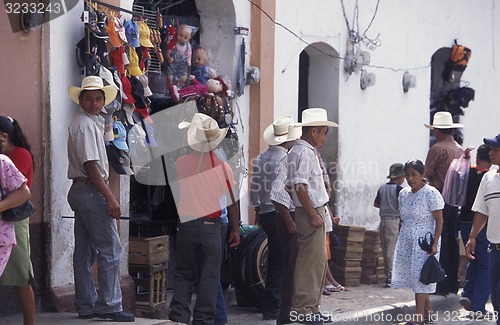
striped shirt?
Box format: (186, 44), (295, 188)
(250, 146), (288, 214)
(271, 157), (295, 211)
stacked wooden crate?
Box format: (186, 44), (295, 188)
(360, 230), (381, 284)
(331, 224), (365, 287)
(129, 235), (169, 312)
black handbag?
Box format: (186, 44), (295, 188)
(0, 184), (35, 222)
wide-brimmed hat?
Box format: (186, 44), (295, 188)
(275, 123), (302, 143)
(300, 108), (338, 127)
(263, 116), (293, 145)
(178, 112), (212, 129)
(68, 76), (117, 106)
(483, 133), (500, 148)
(387, 163), (404, 179)
(424, 111), (463, 129)
(187, 116), (228, 152)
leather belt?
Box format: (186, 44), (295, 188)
(490, 243), (500, 250)
(72, 178), (109, 186)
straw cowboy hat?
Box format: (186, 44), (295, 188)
(275, 123), (302, 143)
(68, 76), (117, 106)
(187, 115), (228, 152)
(263, 116), (294, 145)
(300, 108), (338, 127)
(424, 111), (463, 129)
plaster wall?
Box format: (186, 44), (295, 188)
(274, 0), (500, 230)
(47, 0), (131, 287)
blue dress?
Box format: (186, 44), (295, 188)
(391, 184), (444, 293)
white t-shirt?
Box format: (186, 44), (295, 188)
(472, 170), (500, 243)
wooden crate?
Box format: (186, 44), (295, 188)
(130, 263), (168, 313)
(129, 236), (169, 266)
(336, 258), (362, 268)
(334, 224), (366, 243)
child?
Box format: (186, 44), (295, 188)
(374, 163), (405, 287)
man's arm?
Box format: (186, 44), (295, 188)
(272, 200), (296, 234)
(295, 183), (323, 228)
(84, 160), (121, 219)
(227, 201), (240, 247)
(465, 212), (488, 260)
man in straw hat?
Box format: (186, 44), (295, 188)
(270, 123), (302, 325)
(66, 76), (134, 322)
(286, 108), (338, 325)
(169, 113), (240, 325)
(250, 116), (294, 320)
(423, 111), (464, 296)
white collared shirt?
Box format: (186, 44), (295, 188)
(286, 139), (329, 208)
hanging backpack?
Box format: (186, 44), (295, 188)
(442, 40), (472, 83)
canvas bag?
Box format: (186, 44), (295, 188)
(442, 156), (470, 207)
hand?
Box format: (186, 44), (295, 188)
(465, 238), (476, 260)
(464, 146), (474, 159)
(106, 196), (121, 220)
(228, 228), (240, 247)
(430, 243), (439, 256)
(285, 219), (297, 234)
(310, 213), (323, 228)
(333, 215), (340, 225)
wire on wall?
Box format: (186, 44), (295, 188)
(247, 0), (430, 73)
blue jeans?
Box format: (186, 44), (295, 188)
(215, 223), (228, 325)
(169, 218), (221, 325)
(460, 223), (490, 312)
(490, 248), (500, 325)
(67, 183), (123, 316)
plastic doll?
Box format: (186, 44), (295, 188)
(169, 77), (224, 102)
(166, 24), (192, 87)
(192, 47), (217, 85)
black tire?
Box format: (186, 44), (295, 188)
(231, 228), (268, 309)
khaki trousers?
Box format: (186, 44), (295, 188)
(379, 217), (400, 280)
(292, 205), (327, 316)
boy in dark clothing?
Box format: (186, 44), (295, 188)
(459, 144), (492, 316)
(374, 163), (405, 287)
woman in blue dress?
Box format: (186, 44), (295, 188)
(392, 160), (444, 324)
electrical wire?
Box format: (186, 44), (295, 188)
(247, 0), (430, 72)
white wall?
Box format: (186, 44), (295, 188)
(275, 0), (500, 229)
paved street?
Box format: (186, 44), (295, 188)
(0, 284), (497, 324)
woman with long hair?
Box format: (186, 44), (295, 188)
(0, 116), (36, 325)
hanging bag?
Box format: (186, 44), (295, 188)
(442, 155), (470, 207)
(0, 184), (35, 222)
(418, 232), (446, 285)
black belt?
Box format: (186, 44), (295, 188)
(490, 243), (500, 250)
(72, 178), (109, 185)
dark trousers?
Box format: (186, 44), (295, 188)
(260, 211), (284, 316)
(169, 218), (221, 325)
(436, 204), (460, 295)
(460, 223), (490, 312)
(275, 213), (298, 321)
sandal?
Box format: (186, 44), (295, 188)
(334, 285), (349, 292)
(324, 285), (340, 292)
(322, 288), (332, 296)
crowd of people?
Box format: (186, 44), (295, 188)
(2, 75), (500, 325)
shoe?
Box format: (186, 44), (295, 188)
(459, 296), (471, 311)
(263, 313), (280, 320)
(324, 285), (340, 292)
(315, 312), (333, 323)
(95, 311), (135, 322)
(384, 278), (391, 288)
(298, 313), (324, 325)
(322, 288), (332, 296)
(78, 313), (95, 319)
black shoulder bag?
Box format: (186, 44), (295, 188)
(0, 183), (35, 222)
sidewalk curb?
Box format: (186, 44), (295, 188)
(331, 294), (459, 324)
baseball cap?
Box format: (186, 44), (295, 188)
(112, 120), (129, 151)
(124, 20), (140, 48)
(106, 143), (134, 175)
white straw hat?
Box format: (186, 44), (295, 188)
(424, 111), (463, 129)
(300, 108), (338, 127)
(275, 123), (302, 143)
(68, 76), (118, 106)
(263, 116), (293, 145)
(187, 116), (228, 152)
